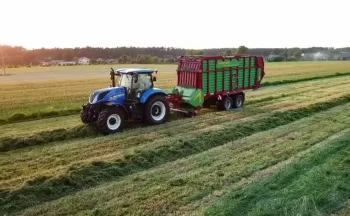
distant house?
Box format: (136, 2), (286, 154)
(105, 59), (116, 64)
(58, 61), (77, 66)
(77, 57), (90, 65)
(340, 52), (350, 60)
(267, 54), (285, 62)
(51, 60), (65, 65)
(40, 61), (51, 66)
(301, 53), (314, 61)
(40, 60), (65, 66)
(95, 58), (116, 64)
(314, 52), (330, 60)
(96, 58), (105, 64)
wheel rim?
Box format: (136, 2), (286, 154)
(151, 101), (166, 121)
(107, 114), (121, 130)
(225, 99), (232, 109)
(236, 96), (243, 107)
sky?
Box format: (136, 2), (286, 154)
(0, 0), (348, 49)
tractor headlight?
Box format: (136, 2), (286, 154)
(89, 91), (109, 104)
(89, 92), (98, 103)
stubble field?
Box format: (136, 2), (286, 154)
(0, 61), (350, 216)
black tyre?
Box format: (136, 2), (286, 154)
(97, 107), (125, 134)
(80, 111), (90, 124)
(80, 110), (96, 124)
(186, 110), (196, 118)
(232, 94), (244, 108)
(144, 95), (170, 125)
(217, 96), (233, 111)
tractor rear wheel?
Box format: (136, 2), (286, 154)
(144, 95), (170, 125)
(97, 107), (125, 134)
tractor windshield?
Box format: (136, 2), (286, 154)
(118, 74), (132, 88)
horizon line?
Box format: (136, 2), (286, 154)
(1, 44), (349, 50)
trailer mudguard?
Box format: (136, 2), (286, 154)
(140, 88), (167, 103)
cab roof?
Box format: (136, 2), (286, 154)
(115, 68), (156, 74)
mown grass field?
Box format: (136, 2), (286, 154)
(0, 61), (350, 216)
(1, 61), (350, 121)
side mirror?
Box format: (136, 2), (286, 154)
(152, 76), (157, 82)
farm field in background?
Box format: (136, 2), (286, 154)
(1, 61), (350, 215)
(1, 61), (350, 121)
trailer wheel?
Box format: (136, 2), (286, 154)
(232, 94), (244, 108)
(144, 95), (170, 125)
(97, 107), (125, 134)
(186, 110), (196, 118)
(218, 96), (233, 111)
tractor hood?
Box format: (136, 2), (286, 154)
(89, 87), (126, 104)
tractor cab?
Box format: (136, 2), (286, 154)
(111, 68), (157, 101)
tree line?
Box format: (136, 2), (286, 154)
(1, 45), (350, 67)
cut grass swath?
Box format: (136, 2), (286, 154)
(0, 109), (222, 152)
(13, 105), (350, 216)
(2, 75), (350, 152)
(1, 95), (349, 214)
(203, 132), (350, 216)
(261, 71), (350, 87)
(0, 108), (81, 125)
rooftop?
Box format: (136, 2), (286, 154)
(340, 52), (350, 58)
(115, 68), (157, 74)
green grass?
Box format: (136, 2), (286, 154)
(261, 71), (350, 87)
(2, 75), (350, 152)
(1, 61), (350, 215)
(1, 70), (349, 126)
(11, 103), (350, 216)
(1, 96), (349, 215)
(203, 131), (350, 216)
(0, 115), (82, 139)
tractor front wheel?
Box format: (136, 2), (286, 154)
(97, 108), (125, 134)
(81, 110), (96, 124)
(144, 95), (170, 125)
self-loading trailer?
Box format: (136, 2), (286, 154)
(167, 55), (265, 116)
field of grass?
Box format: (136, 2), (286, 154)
(1, 61), (350, 121)
(1, 61), (350, 215)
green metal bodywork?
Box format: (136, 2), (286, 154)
(168, 86), (204, 108)
(201, 57), (263, 93)
(169, 56), (264, 109)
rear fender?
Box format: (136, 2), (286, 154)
(140, 88), (168, 104)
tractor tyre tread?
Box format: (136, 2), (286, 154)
(80, 111), (90, 124)
(97, 107), (125, 134)
(144, 95), (170, 125)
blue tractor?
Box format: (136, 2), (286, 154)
(81, 68), (170, 134)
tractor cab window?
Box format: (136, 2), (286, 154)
(133, 73), (152, 91)
(118, 74), (132, 88)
